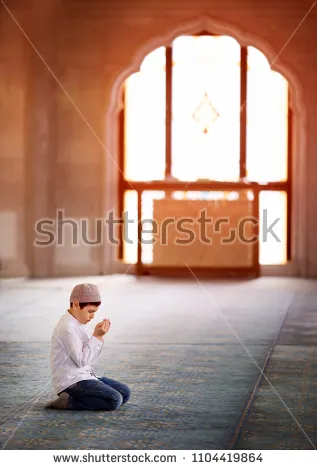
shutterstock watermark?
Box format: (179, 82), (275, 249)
(33, 209), (282, 247)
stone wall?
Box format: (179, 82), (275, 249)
(0, 0), (316, 277)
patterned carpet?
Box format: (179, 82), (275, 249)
(0, 276), (315, 450)
(1, 341), (271, 449)
(233, 291), (317, 450)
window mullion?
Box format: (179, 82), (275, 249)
(165, 46), (172, 179)
(240, 46), (247, 179)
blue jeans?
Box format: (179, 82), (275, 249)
(62, 377), (131, 411)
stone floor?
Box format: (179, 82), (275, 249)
(0, 275), (316, 450)
(233, 290), (317, 450)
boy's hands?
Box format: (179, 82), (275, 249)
(93, 318), (111, 341)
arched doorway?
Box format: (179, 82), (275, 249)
(114, 32), (291, 277)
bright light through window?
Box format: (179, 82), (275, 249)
(122, 37), (289, 266)
(246, 46), (288, 182)
(259, 191), (287, 264)
(124, 47), (166, 181)
(171, 35), (241, 181)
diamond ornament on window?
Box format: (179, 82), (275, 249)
(192, 92), (219, 134)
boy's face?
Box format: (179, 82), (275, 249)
(72, 301), (99, 324)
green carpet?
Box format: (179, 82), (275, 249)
(0, 276), (307, 450)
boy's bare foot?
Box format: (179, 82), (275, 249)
(45, 392), (70, 409)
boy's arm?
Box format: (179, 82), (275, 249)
(61, 329), (104, 368)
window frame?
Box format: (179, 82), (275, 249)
(117, 34), (292, 274)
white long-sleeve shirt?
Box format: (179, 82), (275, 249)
(50, 310), (104, 394)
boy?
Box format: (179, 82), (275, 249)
(45, 283), (131, 410)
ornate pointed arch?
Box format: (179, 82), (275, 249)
(103, 15), (307, 276)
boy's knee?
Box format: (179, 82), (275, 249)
(109, 390), (123, 411)
(122, 385), (131, 403)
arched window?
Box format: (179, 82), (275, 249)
(118, 34), (290, 274)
